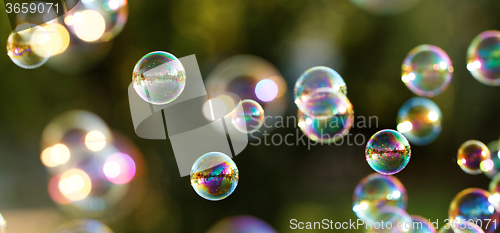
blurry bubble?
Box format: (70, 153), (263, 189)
(54, 219), (113, 233)
(59, 169), (92, 201)
(294, 66), (347, 118)
(353, 173), (407, 221)
(42, 23), (70, 56)
(396, 97), (442, 146)
(206, 215), (276, 233)
(489, 173), (500, 212)
(366, 206), (412, 233)
(297, 95), (354, 143)
(7, 24), (51, 69)
(85, 130), (107, 152)
(449, 188), (499, 233)
(190, 152), (239, 201)
(457, 140), (490, 175)
(483, 141), (500, 178)
(402, 45), (453, 97)
(132, 51), (186, 105)
(467, 31), (500, 86)
(350, 0), (421, 16)
(411, 215), (436, 233)
(231, 99), (265, 133)
(365, 129), (411, 175)
(103, 152), (136, 185)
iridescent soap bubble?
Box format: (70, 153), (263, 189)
(231, 99), (265, 133)
(7, 24), (51, 69)
(457, 140), (491, 175)
(190, 152), (239, 201)
(132, 51), (186, 105)
(294, 66), (347, 118)
(466, 31), (500, 86)
(206, 215), (277, 233)
(402, 45), (453, 97)
(297, 94), (354, 143)
(366, 206), (412, 233)
(482, 141), (500, 178)
(353, 173), (407, 221)
(350, 0), (421, 16)
(55, 219), (114, 233)
(411, 215), (437, 233)
(396, 97), (442, 146)
(366, 129), (411, 175)
(449, 188), (499, 233)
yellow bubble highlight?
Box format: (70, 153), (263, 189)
(42, 23), (70, 56)
(41, 147), (58, 167)
(50, 144), (70, 165)
(85, 130), (106, 152)
(59, 169), (92, 201)
(74, 10), (106, 42)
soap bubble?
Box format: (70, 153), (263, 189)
(449, 188), (499, 233)
(353, 173), (407, 221)
(350, 0), (421, 16)
(482, 141), (500, 178)
(7, 24), (51, 69)
(294, 66), (347, 118)
(190, 152), (239, 201)
(366, 206), (412, 233)
(206, 215), (277, 233)
(402, 45), (453, 97)
(297, 95), (354, 143)
(411, 215), (437, 233)
(132, 51), (186, 105)
(365, 129), (411, 175)
(457, 140), (491, 175)
(396, 97), (442, 146)
(466, 31), (500, 86)
(55, 219), (114, 233)
(231, 99), (265, 133)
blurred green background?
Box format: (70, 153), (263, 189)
(1, 0), (500, 232)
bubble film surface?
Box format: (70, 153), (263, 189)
(402, 45), (453, 97)
(353, 173), (407, 221)
(467, 31), (500, 86)
(366, 206), (412, 233)
(457, 140), (491, 175)
(231, 99), (265, 133)
(294, 66), (348, 118)
(449, 188), (499, 233)
(190, 152), (239, 201)
(397, 97), (442, 146)
(483, 141), (500, 178)
(297, 95), (354, 143)
(366, 129), (411, 175)
(54, 219), (114, 233)
(206, 215), (277, 233)
(132, 51), (186, 105)
(7, 24), (51, 69)
(411, 215), (437, 233)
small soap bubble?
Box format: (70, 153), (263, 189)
(457, 140), (491, 175)
(396, 97), (442, 146)
(132, 51), (186, 105)
(467, 31), (500, 86)
(7, 24), (51, 69)
(353, 173), (407, 221)
(365, 129), (411, 175)
(449, 188), (499, 233)
(411, 215), (437, 233)
(206, 216), (277, 233)
(402, 45), (453, 97)
(294, 66), (347, 118)
(231, 99), (265, 133)
(190, 152), (239, 201)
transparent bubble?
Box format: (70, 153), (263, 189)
(353, 173), (407, 221)
(350, 0), (421, 16)
(231, 99), (265, 133)
(294, 66), (347, 118)
(396, 97), (442, 146)
(366, 206), (412, 233)
(366, 129), (411, 175)
(482, 141), (500, 178)
(54, 219), (114, 233)
(457, 140), (491, 175)
(449, 188), (499, 233)
(7, 24), (51, 69)
(466, 31), (500, 86)
(411, 215), (437, 233)
(402, 45), (453, 97)
(190, 152), (239, 201)
(297, 94), (354, 143)
(206, 215), (277, 233)
(132, 51), (186, 105)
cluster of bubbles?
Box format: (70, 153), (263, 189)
(365, 129), (411, 175)
(41, 110), (144, 221)
(205, 215), (276, 233)
(294, 66), (354, 143)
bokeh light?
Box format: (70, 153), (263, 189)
(85, 130), (106, 152)
(59, 169), (92, 201)
(73, 10), (106, 42)
(42, 23), (70, 56)
(103, 152), (136, 185)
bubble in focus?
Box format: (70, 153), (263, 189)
(206, 215), (277, 233)
(54, 219), (113, 233)
(467, 31), (500, 86)
(231, 99), (265, 133)
(350, 0), (421, 16)
(297, 95), (354, 143)
(457, 140), (491, 175)
(482, 141), (500, 178)
(449, 188), (499, 233)
(190, 152), (239, 201)
(396, 97), (442, 146)
(132, 51), (186, 105)
(402, 45), (453, 97)
(411, 215), (436, 233)
(7, 24), (51, 69)
(352, 173), (407, 221)
(366, 206), (412, 233)
(294, 66), (348, 118)
(365, 129), (411, 175)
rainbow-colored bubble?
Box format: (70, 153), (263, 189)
(231, 99), (265, 133)
(402, 45), (453, 97)
(467, 30), (500, 86)
(365, 129), (411, 175)
(190, 152), (239, 201)
(397, 97), (442, 146)
(7, 24), (51, 69)
(457, 140), (491, 175)
(449, 188), (499, 233)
